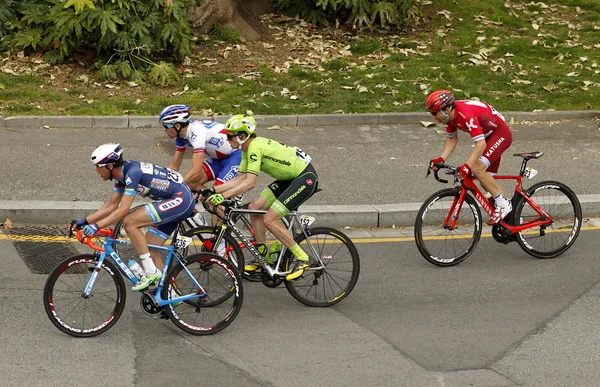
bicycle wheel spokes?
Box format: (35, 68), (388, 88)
(515, 181), (582, 258)
(164, 253), (243, 335)
(284, 227), (360, 307)
(414, 189), (482, 266)
(43, 255), (126, 338)
(183, 227), (244, 273)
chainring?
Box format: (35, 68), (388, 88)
(140, 294), (162, 315)
(261, 271), (284, 288)
(491, 224), (515, 244)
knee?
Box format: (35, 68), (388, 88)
(248, 201), (260, 210)
(471, 162), (487, 177)
(263, 214), (280, 229)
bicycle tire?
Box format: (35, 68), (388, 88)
(414, 188), (482, 266)
(514, 180), (582, 258)
(182, 226), (245, 273)
(283, 227), (360, 307)
(162, 252), (243, 335)
(43, 254), (126, 338)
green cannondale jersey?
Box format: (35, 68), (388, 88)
(239, 137), (312, 180)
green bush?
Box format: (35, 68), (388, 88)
(274, 0), (423, 30)
(1, 0), (194, 84)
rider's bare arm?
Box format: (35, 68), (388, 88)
(183, 151), (207, 187)
(167, 149), (185, 171)
(222, 173), (257, 199)
(95, 194), (136, 229)
(212, 173), (246, 195)
(84, 190), (123, 225)
(440, 136), (458, 161)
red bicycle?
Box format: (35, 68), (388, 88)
(414, 152), (582, 266)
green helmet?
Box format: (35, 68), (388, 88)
(225, 114), (257, 136)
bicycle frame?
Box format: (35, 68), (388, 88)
(211, 206), (323, 278)
(79, 231), (206, 307)
(443, 159), (553, 234)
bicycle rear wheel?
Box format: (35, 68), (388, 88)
(163, 253), (243, 335)
(283, 227), (360, 307)
(43, 254), (126, 338)
(182, 227), (245, 273)
(414, 188), (482, 266)
(514, 181), (582, 258)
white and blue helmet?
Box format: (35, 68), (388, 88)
(91, 143), (124, 167)
(158, 104), (192, 129)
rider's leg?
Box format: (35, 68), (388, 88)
(249, 194), (270, 243)
(122, 208), (163, 289)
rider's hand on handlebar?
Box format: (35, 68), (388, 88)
(429, 157), (444, 171)
(457, 163), (471, 179)
(199, 188), (215, 200)
(208, 193), (225, 205)
(83, 223), (100, 237)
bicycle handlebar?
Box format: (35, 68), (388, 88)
(74, 229), (113, 252)
(426, 163), (457, 184)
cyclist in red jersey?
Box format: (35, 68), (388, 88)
(426, 90), (513, 225)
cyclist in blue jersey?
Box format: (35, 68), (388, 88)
(70, 143), (195, 291)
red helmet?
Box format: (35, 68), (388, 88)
(425, 90), (455, 111)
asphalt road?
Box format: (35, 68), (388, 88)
(1, 118), (599, 207)
(3, 222), (600, 386)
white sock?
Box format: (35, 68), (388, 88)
(139, 252), (158, 274)
(494, 193), (508, 208)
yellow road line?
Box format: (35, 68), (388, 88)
(1, 225), (598, 244)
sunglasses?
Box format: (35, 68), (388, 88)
(430, 110), (439, 116)
(226, 133), (238, 140)
(162, 123), (175, 130)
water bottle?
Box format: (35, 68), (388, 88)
(127, 260), (145, 280)
(267, 241), (281, 265)
(191, 211), (207, 227)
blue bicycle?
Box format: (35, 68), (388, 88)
(43, 227), (243, 337)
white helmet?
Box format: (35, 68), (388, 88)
(158, 104), (192, 128)
(91, 143), (124, 167)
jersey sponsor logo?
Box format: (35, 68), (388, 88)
(190, 132), (197, 141)
(136, 185), (150, 196)
(125, 177), (132, 185)
(223, 166), (239, 182)
(484, 137), (505, 158)
(208, 136), (224, 148)
(465, 118), (478, 132)
(283, 184), (306, 205)
(158, 197), (184, 212)
(263, 155), (291, 166)
(250, 153), (258, 162)
(150, 178), (170, 191)
(140, 162), (153, 174)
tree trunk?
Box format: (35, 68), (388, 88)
(188, 0), (274, 42)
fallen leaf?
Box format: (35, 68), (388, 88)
(421, 121), (436, 127)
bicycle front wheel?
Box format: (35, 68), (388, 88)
(283, 227), (360, 307)
(163, 253), (243, 335)
(514, 181), (582, 258)
(414, 188), (482, 266)
(183, 227), (245, 273)
(43, 254), (126, 338)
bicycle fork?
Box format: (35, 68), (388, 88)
(444, 190), (467, 230)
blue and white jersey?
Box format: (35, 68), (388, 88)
(114, 160), (189, 200)
(175, 120), (235, 160)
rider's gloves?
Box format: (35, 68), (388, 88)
(83, 223), (100, 237)
(72, 217), (88, 229)
(430, 157), (444, 169)
(208, 193), (225, 205)
(457, 163), (471, 179)
(200, 188), (215, 198)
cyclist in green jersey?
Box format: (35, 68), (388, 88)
(205, 114), (319, 281)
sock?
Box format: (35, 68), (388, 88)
(139, 252), (158, 274)
(494, 193), (508, 208)
(290, 244), (309, 262)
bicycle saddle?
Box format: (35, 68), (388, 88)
(513, 152), (543, 160)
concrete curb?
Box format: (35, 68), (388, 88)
(3, 194), (600, 228)
(3, 111), (599, 129)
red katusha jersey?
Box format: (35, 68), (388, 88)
(445, 100), (507, 142)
